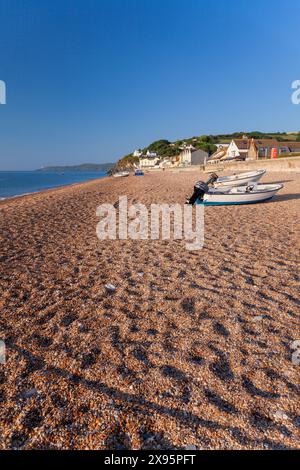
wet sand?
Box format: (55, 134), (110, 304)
(0, 169), (299, 449)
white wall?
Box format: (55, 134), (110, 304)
(140, 157), (159, 167)
(179, 149), (191, 164)
(227, 140), (240, 159)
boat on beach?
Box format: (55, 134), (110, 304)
(113, 171), (130, 178)
(213, 169), (266, 188)
(134, 169), (144, 176)
(196, 183), (283, 206)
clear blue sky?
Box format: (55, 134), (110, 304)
(0, 0), (299, 170)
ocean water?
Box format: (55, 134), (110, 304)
(0, 171), (107, 199)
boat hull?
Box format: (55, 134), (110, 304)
(196, 183), (283, 206)
(214, 169), (266, 188)
(113, 172), (130, 177)
(198, 196), (274, 206)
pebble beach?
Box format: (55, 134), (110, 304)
(0, 169), (299, 450)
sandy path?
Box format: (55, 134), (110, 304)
(0, 170), (299, 449)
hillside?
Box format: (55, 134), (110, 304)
(116, 131), (300, 169)
(37, 163), (114, 173)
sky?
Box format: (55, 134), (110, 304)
(0, 0), (299, 170)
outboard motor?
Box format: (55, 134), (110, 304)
(186, 181), (209, 205)
(206, 173), (218, 185)
(186, 173), (219, 205)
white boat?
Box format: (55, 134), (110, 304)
(213, 169), (266, 188)
(197, 183), (283, 206)
(113, 171), (130, 178)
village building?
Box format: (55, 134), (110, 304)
(250, 139), (300, 158)
(139, 151), (160, 168)
(133, 149), (143, 157)
(209, 138), (300, 162)
(178, 145), (209, 166)
(137, 145), (209, 169)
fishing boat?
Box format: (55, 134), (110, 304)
(134, 169), (144, 176)
(196, 183), (283, 206)
(213, 169), (266, 188)
(113, 171), (130, 178)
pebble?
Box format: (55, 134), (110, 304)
(21, 388), (38, 399)
(105, 284), (116, 292)
(290, 340), (300, 350)
(253, 315), (264, 322)
(274, 410), (289, 420)
(185, 444), (197, 450)
(137, 272), (144, 277)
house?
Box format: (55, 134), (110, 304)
(139, 151), (160, 168)
(209, 138), (300, 162)
(285, 142), (300, 153)
(146, 150), (158, 158)
(226, 139), (250, 159)
(133, 149), (143, 158)
(249, 139), (300, 158)
(159, 155), (181, 167)
(159, 158), (173, 168)
(178, 145), (208, 166)
(247, 139), (282, 159)
(209, 143), (229, 161)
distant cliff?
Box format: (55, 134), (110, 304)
(37, 163), (114, 173)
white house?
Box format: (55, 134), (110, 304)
(178, 145), (208, 166)
(146, 150), (158, 157)
(179, 145), (195, 164)
(226, 140), (249, 159)
(209, 139), (249, 162)
(208, 137), (300, 162)
(139, 151), (160, 168)
(133, 149), (143, 157)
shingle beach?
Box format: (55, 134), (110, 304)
(0, 169), (299, 449)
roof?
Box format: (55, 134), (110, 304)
(252, 139), (300, 149)
(252, 139), (281, 147)
(191, 148), (209, 156)
(231, 139), (250, 149)
(285, 142), (300, 149)
(230, 138), (278, 149)
(232, 138), (300, 149)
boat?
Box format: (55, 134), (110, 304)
(113, 171), (130, 178)
(213, 169), (266, 188)
(196, 183), (283, 206)
(134, 169), (144, 176)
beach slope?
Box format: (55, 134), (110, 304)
(0, 170), (299, 449)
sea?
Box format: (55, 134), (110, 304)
(0, 171), (107, 199)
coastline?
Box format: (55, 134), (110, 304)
(0, 170), (109, 202)
(0, 174), (110, 205)
(1, 169), (299, 450)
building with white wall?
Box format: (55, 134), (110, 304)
(178, 145), (208, 166)
(139, 152), (160, 168)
